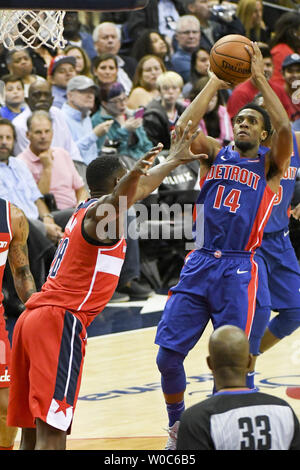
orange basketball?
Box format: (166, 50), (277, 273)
(210, 34), (253, 85)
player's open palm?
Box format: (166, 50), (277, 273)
(131, 143), (164, 176)
(168, 120), (208, 164)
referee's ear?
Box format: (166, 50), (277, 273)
(206, 356), (212, 371)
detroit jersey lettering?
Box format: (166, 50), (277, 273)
(264, 132), (300, 233)
(26, 199), (127, 327)
(193, 145), (276, 251)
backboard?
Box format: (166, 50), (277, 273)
(0, 0), (149, 10)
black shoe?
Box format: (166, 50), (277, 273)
(118, 280), (154, 300)
(109, 291), (130, 303)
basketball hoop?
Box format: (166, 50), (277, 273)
(0, 10), (66, 50)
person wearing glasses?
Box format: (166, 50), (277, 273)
(171, 15), (201, 83)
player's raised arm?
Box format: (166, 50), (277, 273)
(247, 42), (292, 188)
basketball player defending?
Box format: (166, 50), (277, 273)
(7, 122), (206, 450)
(154, 42), (293, 449)
(0, 200), (36, 450)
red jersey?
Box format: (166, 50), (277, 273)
(26, 199), (127, 327)
(0, 199), (12, 315)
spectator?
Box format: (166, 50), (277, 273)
(143, 71), (186, 149)
(17, 110), (89, 210)
(47, 55), (77, 109)
(126, 0), (185, 43)
(62, 11), (97, 60)
(0, 118), (63, 245)
(12, 78), (83, 168)
(177, 325), (300, 450)
(171, 15), (201, 83)
(281, 54), (300, 123)
(127, 55), (166, 110)
(0, 74), (26, 120)
(6, 47), (43, 97)
(61, 75), (113, 165)
(130, 29), (172, 70)
(189, 76), (233, 146)
(183, 0), (245, 52)
(182, 47), (210, 98)
(92, 81), (153, 159)
(269, 12), (300, 87)
(227, 45), (293, 120)
(92, 53), (118, 89)
(64, 45), (93, 79)
(92, 22), (136, 95)
(236, 0), (270, 43)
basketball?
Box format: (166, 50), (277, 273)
(210, 34), (253, 85)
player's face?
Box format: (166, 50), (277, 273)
(233, 109), (266, 150)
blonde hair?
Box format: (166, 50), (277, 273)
(156, 71), (184, 91)
(236, 0), (263, 40)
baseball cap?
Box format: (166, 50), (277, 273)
(282, 53), (300, 70)
(67, 75), (99, 93)
(48, 55), (76, 76)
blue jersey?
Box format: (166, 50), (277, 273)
(193, 145), (276, 252)
(264, 132), (300, 233)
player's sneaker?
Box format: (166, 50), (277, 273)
(165, 421), (180, 450)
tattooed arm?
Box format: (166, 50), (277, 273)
(8, 204), (36, 303)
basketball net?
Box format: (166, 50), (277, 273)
(0, 10), (66, 50)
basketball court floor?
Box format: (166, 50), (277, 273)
(9, 293), (300, 451)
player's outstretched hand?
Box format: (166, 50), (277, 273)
(167, 120), (208, 164)
(131, 143), (164, 176)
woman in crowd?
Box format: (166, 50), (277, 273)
(236, 0), (270, 43)
(182, 48), (210, 99)
(92, 52), (119, 89)
(64, 45), (93, 78)
(269, 11), (300, 86)
(6, 47), (43, 97)
(127, 55), (166, 110)
(130, 29), (172, 70)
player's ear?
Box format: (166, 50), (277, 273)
(260, 129), (268, 143)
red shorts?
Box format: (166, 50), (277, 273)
(7, 306), (87, 432)
(0, 310), (11, 388)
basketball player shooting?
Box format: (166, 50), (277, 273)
(154, 42), (293, 450)
(6, 121), (206, 450)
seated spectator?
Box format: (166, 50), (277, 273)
(143, 71), (186, 149)
(6, 47), (43, 97)
(92, 53), (118, 89)
(182, 47), (210, 98)
(269, 12), (300, 87)
(127, 55), (166, 110)
(227, 45), (293, 120)
(17, 110), (89, 210)
(0, 74), (26, 120)
(47, 55), (77, 109)
(92, 82), (153, 160)
(0, 118), (63, 244)
(92, 22), (136, 95)
(64, 45), (93, 79)
(281, 54), (300, 123)
(171, 15), (201, 83)
(12, 78), (83, 166)
(183, 0), (245, 52)
(130, 29), (172, 70)
(61, 75), (113, 165)
(236, 0), (270, 43)
(62, 11), (97, 60)
(190, 76), (233, 146)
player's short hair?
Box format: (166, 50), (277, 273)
(86, 155), (125, 193)
(236, 103), (272, 137)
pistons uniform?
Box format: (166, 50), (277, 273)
(0, 199), (12, 388)
(7, 199), (127, 432)
(155, 145), (276, 356)
(251, 132), (300, 351)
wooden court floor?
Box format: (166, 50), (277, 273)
(13, 308), (300, 451)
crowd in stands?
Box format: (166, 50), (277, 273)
(1, 1), (300, 311)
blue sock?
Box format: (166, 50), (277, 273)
(166, 400), (185, 427)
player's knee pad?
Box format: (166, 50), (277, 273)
(156, 346), (186, 395)
(249, 307), (271, 355)
(269, 308), (300, 339)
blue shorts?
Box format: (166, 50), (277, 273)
(155, 248), (258, 356)
(255, 229), (300, 310)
